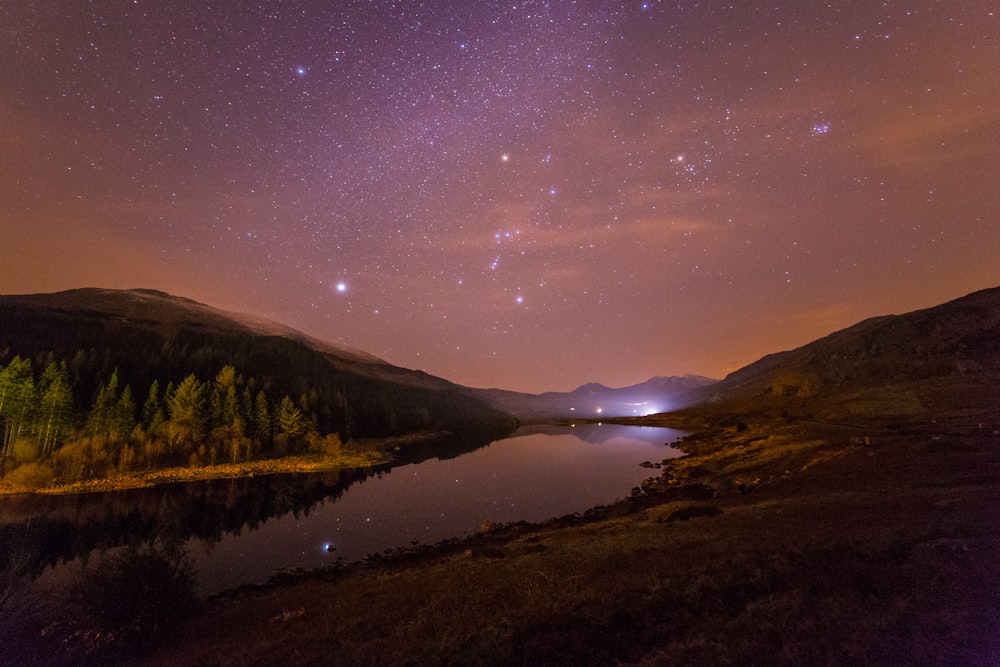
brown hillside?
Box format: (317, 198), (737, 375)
(696, 286), (1000, 422)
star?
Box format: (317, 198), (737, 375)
(1, 0), (995, 395)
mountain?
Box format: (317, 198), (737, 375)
(687, 285), (1000, 423)
(0, 288), (514, 438)
(469, 375), (716, 420)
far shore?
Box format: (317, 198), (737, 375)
(0, 431), (447, 496)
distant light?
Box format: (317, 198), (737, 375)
(626, 401), (661, 417)
(335, 282), (348, 293)
(596, 407), (603, 414)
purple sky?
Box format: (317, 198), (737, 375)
(2, 1), (998, 392)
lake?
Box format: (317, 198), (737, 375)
(4, 424), (685, 598)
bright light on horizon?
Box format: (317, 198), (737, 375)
(626, 400), (668, 417)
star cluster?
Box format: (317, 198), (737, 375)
(2, 1), (998, 392)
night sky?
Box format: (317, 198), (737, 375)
(2, 1), (998, 393)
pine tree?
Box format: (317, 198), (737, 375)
(277, 396), (305, 440)
(253, 390), (272, 448)
(0, 357), (36, 455)
(112, 385), (137, 443)
(87, 370), (120, 438)
(166, 374), (207, 451)
(142, 380), (166, 435)
(211, 365), (242, 430)
(38, 361), (72, 455)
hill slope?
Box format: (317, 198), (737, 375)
(0, 288), (513, 439)
(688, 285), (1000, 422)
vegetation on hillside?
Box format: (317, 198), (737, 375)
(0, 289), (516, 489)
(0, 349), (510, 491)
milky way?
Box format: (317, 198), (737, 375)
(2, 1), (998, 392)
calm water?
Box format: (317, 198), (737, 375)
(9, 424), (684, 597)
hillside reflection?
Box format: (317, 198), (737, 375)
(515, 422), (683, 445)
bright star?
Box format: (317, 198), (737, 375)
(335, 282), (348, 293)
(294, 66), (307, 77)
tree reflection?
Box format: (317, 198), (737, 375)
(0, 429), (504, 582)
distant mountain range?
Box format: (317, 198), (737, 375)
(473, 285), (1000, 424)
(467, 376), (717, 421)
(687, 285), (1000, 423)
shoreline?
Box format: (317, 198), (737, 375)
(3, 413), (998, 665)
(133, 415), (1000, 665)
(0, 431), (447, 496)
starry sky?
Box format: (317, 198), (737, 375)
(2, 1), (998, 393)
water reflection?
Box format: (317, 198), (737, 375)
(191, 424), (684, 595)
(0, 430), (500, 582)
(1, 425), (683, 597)
(516, 422), (684, 445)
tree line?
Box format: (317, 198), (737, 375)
(0, 355), (349, 488)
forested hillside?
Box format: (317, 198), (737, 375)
(0, 289), (514, 489)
